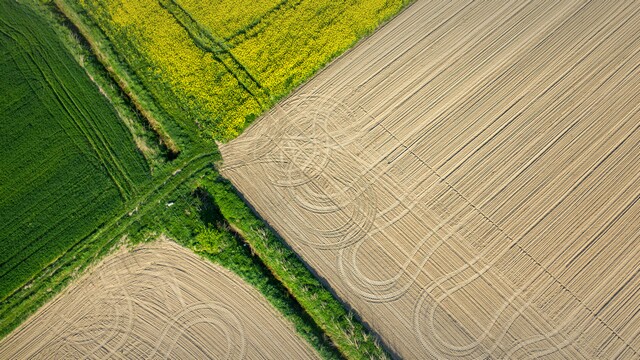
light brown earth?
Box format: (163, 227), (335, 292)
(220, 0), (640, 358)
(0, 240), (319, 359)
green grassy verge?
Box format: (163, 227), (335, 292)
(202, 177), (390, 360)
(126, 168), (343, 359)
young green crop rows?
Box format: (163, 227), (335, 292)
(0, 1), (149, 302)
(76, 0), (408, 141)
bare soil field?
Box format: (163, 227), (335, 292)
(220, 0), (640, 358)
(0, 240), (318, 359)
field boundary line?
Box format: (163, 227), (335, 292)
(54, 0), (181, 158)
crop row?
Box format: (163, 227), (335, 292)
(0, 0), (149, 301)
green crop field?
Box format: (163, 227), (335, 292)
(0, 1), (149, 301)
(71, 0), (408, 141)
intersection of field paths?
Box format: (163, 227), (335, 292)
(0, 240), (318, 359)
(220, 0), (640, 358)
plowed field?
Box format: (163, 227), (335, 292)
(0, 240), (318, 359)
(220, 0), (640, 358)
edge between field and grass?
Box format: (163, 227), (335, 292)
(201, 176), (391, 360)
(53, 0), (182, 159)
(132, 171), (343, 359)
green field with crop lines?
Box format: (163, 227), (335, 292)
(0, 0), (149, 301)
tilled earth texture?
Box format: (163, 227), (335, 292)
(0, 240), (319, 359)
(220, 0), (640, 358)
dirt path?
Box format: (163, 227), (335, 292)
(0, 240), (319, 359)
(220, 1), (640, 358)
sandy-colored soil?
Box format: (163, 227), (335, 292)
(220, 0), (640, 358)
(0, 240), (318, 359)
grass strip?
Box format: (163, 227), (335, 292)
(157, 182), (343, 359)
(203, 176), (391, 360)
(54, 0), (182, 157)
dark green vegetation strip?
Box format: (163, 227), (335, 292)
(128, 169), (343, 359)
(203, 178), (389, 360)
(0, 0), (149, 303)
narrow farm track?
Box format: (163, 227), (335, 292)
(220, 1), (640, 358)
(0, 151), (215, 334)
(0, 240), (319, 359)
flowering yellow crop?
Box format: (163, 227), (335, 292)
(175, 0), (280, 39)
(81, 0), (262, 140)
(175, 0), (407, 101)
(80, 0), (407, 141)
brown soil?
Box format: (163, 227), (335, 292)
(0, 240), (319, 359)
(220, 1), (640, 358)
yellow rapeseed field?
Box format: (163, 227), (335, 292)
(80, 0), (408, 140)
(178, 0), (408, 101)
(80, 0), (262, 139)
(175, 0), (281, 39)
